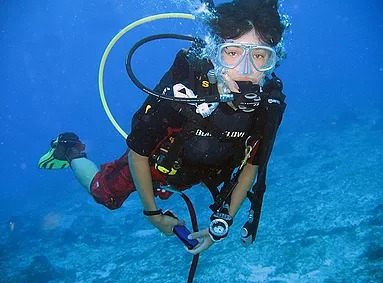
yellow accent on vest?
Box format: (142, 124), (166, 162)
(145, 105), (152, 113)
(155, 164), (177, 175)
(201, 81), (210, 88)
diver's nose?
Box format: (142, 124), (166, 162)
(237, 55), (253, 76)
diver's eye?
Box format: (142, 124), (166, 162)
(224, 46), (244, 57)
(224, 49), (239, 57)
(252, 52), (266, 60)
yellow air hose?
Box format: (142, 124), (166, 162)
(98, 13), (195, 139)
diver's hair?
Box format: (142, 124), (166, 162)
(208, 0), (285, 46)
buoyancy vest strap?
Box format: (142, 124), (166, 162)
(244, 73), (286, 244)
(208, 141), (258, 212)
(207, 75), (284, 214)
(209, 176), (238, 212)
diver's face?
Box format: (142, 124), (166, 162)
(225, 29), (267, 84)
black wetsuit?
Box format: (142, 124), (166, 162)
(127, 50), (261, 188)
(90, 49), (285, 210)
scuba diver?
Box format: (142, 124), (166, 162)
(38, 0), (287, 255)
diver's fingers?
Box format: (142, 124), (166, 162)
(188, 228), (209, 239)
(162, 210), (185, 226)
(167, 210), (178, 218)
(227, 79), (240, 93)
(184, 237), (213, 255)
(162, 215), (185, 226)
(220, 71), (240, 93)
(218, 81), (240, 95)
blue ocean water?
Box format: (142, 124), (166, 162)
(1, 0), (382, 282)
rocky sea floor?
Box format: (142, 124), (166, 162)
(1, 113), (382, 283)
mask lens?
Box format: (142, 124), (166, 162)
(219, 45), (245, 68)
(250, 47), (276, 71)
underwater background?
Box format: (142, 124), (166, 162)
(1, 0), (382, 282)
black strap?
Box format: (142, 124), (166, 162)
(208, 74), (285, 214)
(143, 209), (163, 216)
(245, 73), (286, 243)
(209, 169), (239, 212)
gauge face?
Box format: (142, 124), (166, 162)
(213, 225), (225, 234)
(210, 219), (229, 236)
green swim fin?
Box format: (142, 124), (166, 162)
(38, 132), (86, 170)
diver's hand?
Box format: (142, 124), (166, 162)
(147, 214), (185, 236)
(184, 228), (214, 255)
(217, 69), (240, 94)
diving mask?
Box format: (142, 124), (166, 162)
(217, 42), (277, 75)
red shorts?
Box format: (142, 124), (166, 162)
(90, 151), (174, 210)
